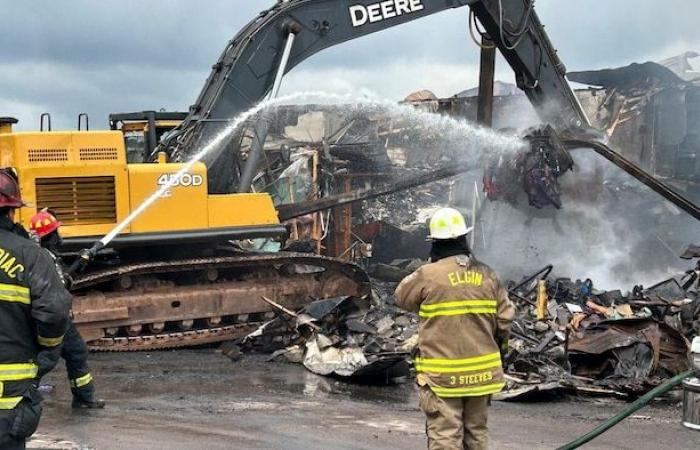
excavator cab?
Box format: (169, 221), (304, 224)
(109, 111), (187, 163)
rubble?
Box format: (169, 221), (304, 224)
(501, 259), (697, 399)
(220, 341), (243, 361)
(242, 295), (416, 382)
(568, 320), (688, 386)
(237, 250), (699, 400)
(220, 82), (700, 399)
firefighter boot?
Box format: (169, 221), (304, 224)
(71, 382), (106, 409)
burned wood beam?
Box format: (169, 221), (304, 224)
(477, 36), (496, 127)
(277, 164), (476, 221)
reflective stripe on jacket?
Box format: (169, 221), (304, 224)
(395, 255), (514, 398)
(0, 219), (71, 407)
(0, 362), (39, 409)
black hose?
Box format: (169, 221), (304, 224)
(66, 241), (104, 278)
(557, 370), (695, 450)
(498, 0), (534, 50)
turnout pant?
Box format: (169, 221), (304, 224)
(0, 388), (43, 450)
(418, 384), (489, 450)
(0, 410), (25, 450)
(60, 320), (94, 401)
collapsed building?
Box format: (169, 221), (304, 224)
(223, 53), (700, 397)
(401, 52), (700, 287)
(406, 51), (700, 196)
(234, 53), (700, 286)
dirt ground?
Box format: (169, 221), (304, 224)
(33, 349), (700, 450)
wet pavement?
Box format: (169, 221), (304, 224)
(36, 349), (700, 449)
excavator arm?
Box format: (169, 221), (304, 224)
(163, 0), (588, 193)
(160, 0), (700, 220)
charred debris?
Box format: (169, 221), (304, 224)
(236, 53), (700, 271)
(238, 251), (699, 401)
(221, 53), (700, 401)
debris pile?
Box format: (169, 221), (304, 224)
(237, 251), (699, 398)
(358, 180), (452, 226)
(242, 294), (417, 382)
(502, 260), (697, 399)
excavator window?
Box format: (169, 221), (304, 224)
(110, 112), (187, 163)
(124, 130), (147, 163)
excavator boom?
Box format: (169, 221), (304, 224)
(164, 0), (589, 194)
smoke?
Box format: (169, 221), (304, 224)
(476, 149), (700, 291)
(261, 91), (698, 292)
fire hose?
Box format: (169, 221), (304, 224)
(557, 370), (695, 450)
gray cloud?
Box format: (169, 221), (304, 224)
(1, 0), (697, 130)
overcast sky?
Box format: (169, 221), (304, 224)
(2, 0), (697, 130)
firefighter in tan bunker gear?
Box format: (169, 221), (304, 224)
(396, 207), (515, 450)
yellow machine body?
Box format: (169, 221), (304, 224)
(0, 127), (280, 240)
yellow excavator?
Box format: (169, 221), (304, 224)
(0, 114), (369, 350)
(3, 0), (697, 351)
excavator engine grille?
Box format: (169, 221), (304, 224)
(35, 176), (117, 225)
(79, 147), (119, 161)
(28, 148), (69, 163)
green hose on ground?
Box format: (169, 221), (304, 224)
(557, 370), (695, 450)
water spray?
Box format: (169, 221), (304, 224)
(67, 91), (522, 276)
(67, 93), (296, 275)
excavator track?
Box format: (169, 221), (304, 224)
(71, 252), (370, 351)
(87, 325), (261, 352)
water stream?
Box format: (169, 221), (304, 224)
(98, 91), (522, 248)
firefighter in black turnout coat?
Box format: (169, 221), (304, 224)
(0, 169), (71, 450)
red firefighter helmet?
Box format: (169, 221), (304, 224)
(29, 209), (61, 238)
(0, 169), (26, 208)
